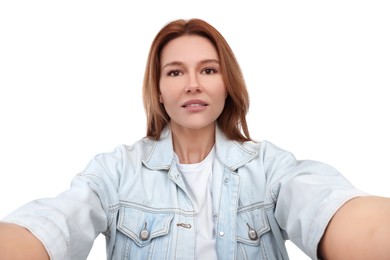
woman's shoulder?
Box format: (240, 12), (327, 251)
(82, 136), (154, 167)
(241, 139), (290, 156)
(99, 136), (157, 160)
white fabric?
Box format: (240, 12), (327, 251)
(176, 147), (217, 260)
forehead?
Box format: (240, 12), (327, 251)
(160, 35), (219, 64)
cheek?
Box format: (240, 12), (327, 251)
(159, 81), (183, 104)
(217, 85), (228, 101)
(159, 82), (168, 103)
(159, 80), (174, 99)
(159, 92), (177, 112)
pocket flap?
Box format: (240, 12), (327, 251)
(117, 206), (174, 247)
(237, 206), (270, 245)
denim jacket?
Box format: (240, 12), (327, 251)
(4, 127), (366, 260)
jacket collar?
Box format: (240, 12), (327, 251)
(142, 125), (257, 171)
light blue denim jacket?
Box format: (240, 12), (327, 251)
(4, 127), (366, 259)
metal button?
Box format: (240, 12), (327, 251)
(140, 229), (149, 240)
(219, 231), (225, 237)
(224, 177), (229, 184)
(140, 222), (149, 241)
(247, 223), (258, 240)
(248, 229), (258, 240)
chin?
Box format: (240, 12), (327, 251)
(173, 121), (216, 131)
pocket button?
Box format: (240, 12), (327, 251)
(248, 229), (258, 240)
(140, 229), (150, 241)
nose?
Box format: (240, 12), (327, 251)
(184, 72), (201, 93)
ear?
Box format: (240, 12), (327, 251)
(159, 94), (164, 103)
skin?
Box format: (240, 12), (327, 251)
(319, 196), (390, 259)
(158, 35), (390, 259)
(0, 222), (49, 260)
(2, 32), (390, 260)
(159, 35), (227, 164)
(0, 34), (229, 260)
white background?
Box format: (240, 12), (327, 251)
(1, 1), (389, 259)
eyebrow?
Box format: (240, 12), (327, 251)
(161, 59), (220, 70)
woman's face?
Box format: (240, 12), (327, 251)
(159, 35), (227, 131)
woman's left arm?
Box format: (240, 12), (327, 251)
(319, 196), (390, 259)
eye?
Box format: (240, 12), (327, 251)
(202, 67), (218, 75)
(167, 70), (182, 77)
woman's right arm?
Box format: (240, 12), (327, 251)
(0, 222), (50, 260)
(0, 146), (124, 259)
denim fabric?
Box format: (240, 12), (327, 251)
(3, 127), (366, 259)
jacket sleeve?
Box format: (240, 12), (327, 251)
(261, 141), (367, 259)
(2, 146), (124, 260)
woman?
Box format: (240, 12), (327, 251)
(1, 18), (390, 260)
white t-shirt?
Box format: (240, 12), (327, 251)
(175, 147), (217, 260)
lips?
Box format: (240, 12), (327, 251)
(181, 99), (208, 108)
(181, 99), (208, 112)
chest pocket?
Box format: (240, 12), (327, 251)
(116, 206), (174, 259)
(237, 205), (279, 260)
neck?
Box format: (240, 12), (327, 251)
(171, 123), (216, 164)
